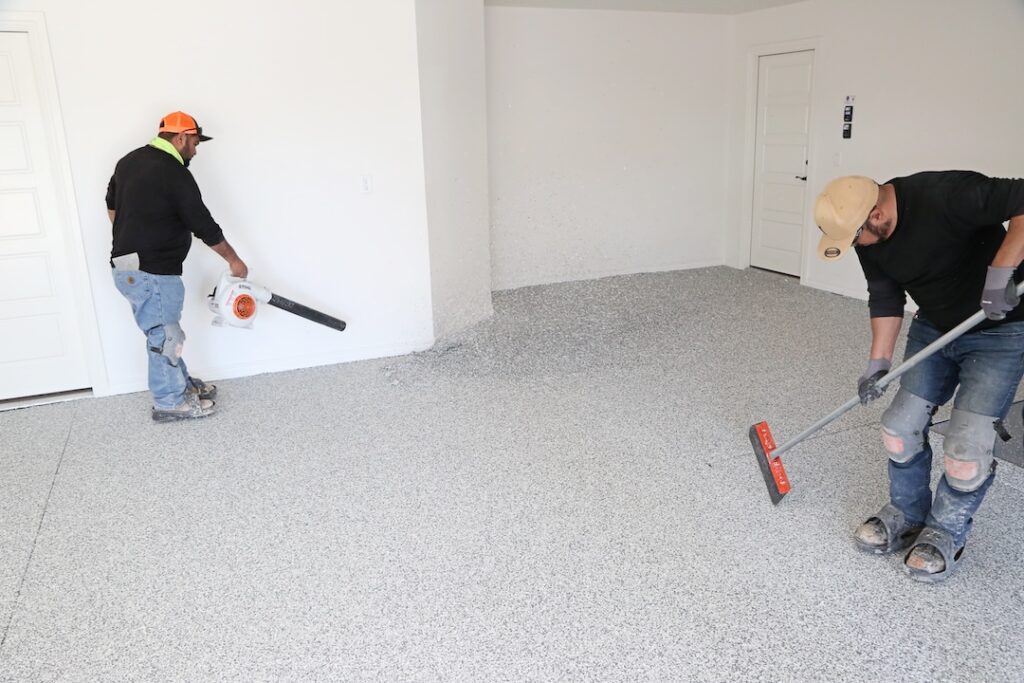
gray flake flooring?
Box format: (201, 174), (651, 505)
(2, 266), (1024, 682)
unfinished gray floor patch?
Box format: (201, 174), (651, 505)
(1, 267), (1023, 682)
(0, 402), (74, 646)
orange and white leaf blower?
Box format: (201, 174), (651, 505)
(207, 272), (346, 331)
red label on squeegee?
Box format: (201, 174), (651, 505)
(755, 422), (791, 495)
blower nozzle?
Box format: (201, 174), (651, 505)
(208, 272), (346, 332)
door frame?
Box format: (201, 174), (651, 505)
(739, 37), (821, 282)
(0, 11), (108, 398)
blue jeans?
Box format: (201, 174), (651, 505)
(112, 270), (191, 409)
(889, 316), (1024, 546)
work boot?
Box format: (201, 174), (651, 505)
(187, 376), (217, 400)
(152, 393), (216, 423)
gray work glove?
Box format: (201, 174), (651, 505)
(981, 266), (1020, 321)
(858, 358), (891, 406)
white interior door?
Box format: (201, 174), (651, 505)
(0, 31), (90, 400)
(750, 50), (814, 276)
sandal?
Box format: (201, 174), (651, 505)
(854, 503), (923, 555)
(152, 393), (216, 423)
(188, 376), (217, 400)
(903, 526), (965, 583)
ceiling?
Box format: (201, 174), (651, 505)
(484, 0), (806, 14)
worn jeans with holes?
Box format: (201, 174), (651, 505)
(888, 315), (1024, 547)
(112, 270), (190, 409)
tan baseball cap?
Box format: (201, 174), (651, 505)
(814, 176), (878, 260)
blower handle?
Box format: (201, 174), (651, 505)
(771, 280), (1024, 459)
(267, 293), (347, 332)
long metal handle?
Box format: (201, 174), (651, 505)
(771, 281), (1024, 458)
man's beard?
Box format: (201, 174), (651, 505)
(864, 219), (891, 242)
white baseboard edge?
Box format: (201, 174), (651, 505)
(799, 277), (869, 302)
(99, 336), (436, 398)
(800, 277), (919, 315)
(492, 259), (725, 292)
(0, 389), (95, 412)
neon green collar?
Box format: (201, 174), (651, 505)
(148, 136), (183, 165)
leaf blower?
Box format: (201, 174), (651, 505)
(207, 272), (346, 332)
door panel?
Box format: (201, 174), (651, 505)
(0, 31), (89, 399)
(750, 50), (814, 276)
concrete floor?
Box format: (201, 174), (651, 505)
(2, 266), (1023, 682)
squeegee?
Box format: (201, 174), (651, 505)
(751, 281), (1024, 504)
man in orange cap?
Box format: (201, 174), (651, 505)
(814, 172), (1024, 582)
(106, 111), (248, 422)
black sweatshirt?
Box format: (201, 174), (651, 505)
(105, 143), (225, 275)
(855, 171), (1024, 332)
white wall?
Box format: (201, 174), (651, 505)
(15, 0), (436, 395)
(727, 0), (1024, 300)
(415, 0), (495, 340)
(486, 7), (732, 290)
(15, 0), (1023, 397)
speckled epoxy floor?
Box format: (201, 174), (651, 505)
(2, 266), (1024, 682)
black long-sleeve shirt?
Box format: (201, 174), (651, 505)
(106, 143), (225, 275)
(855, 171), (1024, 332)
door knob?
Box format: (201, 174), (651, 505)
(795, 175), (807, 181)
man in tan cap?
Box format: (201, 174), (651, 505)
(106, 111), (248, 422)
(814, 171), (1024, 582)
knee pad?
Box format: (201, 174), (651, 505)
(942, 408), (997, 492)
(880, 389), (937, 463)
(149, 323), (186, 366)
